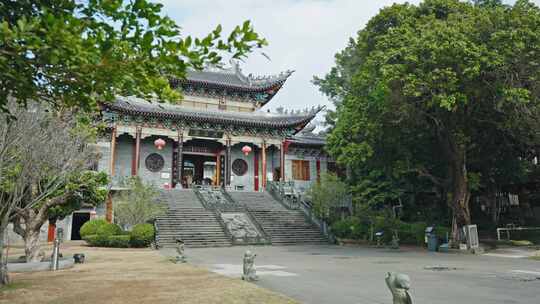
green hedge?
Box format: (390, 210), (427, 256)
(108, 235), (130, 248)
(331, 216), (450, 246)
(82, 221), (154, 248)
(96, 222), (123, 237)
(80, 219), (109, 239)
(129, 224), (155, 248)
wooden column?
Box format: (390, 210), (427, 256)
(47, 223), (56, 242)
(261, 141), (267, 190)
(316, 159), (321, 182)
(105, 192), (113, 223)
(109, 126), (117, 176)
(132, 127), (141, 176)
(225, 138), (232, 186)
(177, 130), (183, 188)
(215, 150), (221, 186)
(254, 146), (259, 191)
(280, 140), (286, 181)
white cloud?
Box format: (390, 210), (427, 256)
(157, 0), (540, 123)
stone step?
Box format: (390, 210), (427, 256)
(155, 189), (232, 248)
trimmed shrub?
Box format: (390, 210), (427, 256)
(129, 223), (155, 247)
(80, 219), (108, 239)
(108, 235), (130, 248)
(96, 222), (123, 237)
(82, 234), (108, 247)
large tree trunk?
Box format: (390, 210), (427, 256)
(0, 217), (10, 286)
(24, 229), (42, 263)
(448, 148), (471, 246)
(13, 210), (48, 263)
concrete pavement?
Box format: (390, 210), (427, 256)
(161, 245), (540, 304)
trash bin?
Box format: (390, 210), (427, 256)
(425, 226), (438, 252)
(427, 234), (439, 252)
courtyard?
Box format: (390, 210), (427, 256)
(0, 242), (296, 304)
(162, 244), (540, 304)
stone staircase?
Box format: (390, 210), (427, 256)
(227, 191), (328, 245)
(155, 190), (232, 248)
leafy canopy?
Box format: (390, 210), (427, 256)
(0, 0), (267, 114)
(316, 0), (540, 226)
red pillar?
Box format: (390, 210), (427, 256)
(254, 146), (259, 191)
(316, 159), (321, 182)
(47, 223), (56, 242)
(106, 192), (113, 223)
(132, 127), (141, 176)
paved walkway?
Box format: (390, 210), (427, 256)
(161, 245), (540, 304)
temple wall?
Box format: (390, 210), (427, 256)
(114, 135), (133, 182)
(230, 145), (255, 191)
(97, 141), (111, 175)
(138, 136), (174, 187)
(6, 204), (108, 245)
(284, 155), (330, 193)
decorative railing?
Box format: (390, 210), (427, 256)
(193, 188), (235, 243)
(195, 186), (270, 245)
(221, 189), (272, 244)
(267, 181), (300, 210)
(267, 181), (337, 243)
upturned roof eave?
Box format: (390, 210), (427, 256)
(102, 100), (318, 131)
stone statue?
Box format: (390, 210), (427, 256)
(242, 250), (258, 282)
(174, 238), (186, 263)
(390, 231), (400, 250)
(385, 272), (413, 304)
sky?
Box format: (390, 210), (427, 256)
(157, 0), (540, 124)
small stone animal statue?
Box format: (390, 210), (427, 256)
(175, 238), (186, 263)
(242, 250), (258, 282)
(73, 253), (85, 264)
(385, 272), (413, 304)
(390, 232), (400, 250)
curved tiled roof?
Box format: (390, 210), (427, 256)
(169, 63), (293, 105)
(104, 98), (319, 131)
(289, 134), (326, 146)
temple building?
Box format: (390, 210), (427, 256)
(7, 63), (334, 244)
(97, 63), (332, 194)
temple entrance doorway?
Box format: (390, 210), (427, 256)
(181, 155), (217, 187)
(71, 212), (90, 240)
(180, 139), (224, 188)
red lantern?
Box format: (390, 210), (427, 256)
(154, 138), (166, 150)
(241, 145), (252, 156)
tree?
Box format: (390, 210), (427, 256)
(113, 177), (165, 230)
(316, 0), (540, 243)
(0, 0), (266, 285)
(1, 103), (107, 263)
(0, 0), (267, 115)
(306, 173), (349, 223)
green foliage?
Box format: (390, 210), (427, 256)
(316, 0), (540, 230)
(96, 222), (123, 238)
(47, 171), (109, 222)
(107, 235), (130, 248)
(82, 234), (107, 247)
(306, 173), (349, 223)
(332, 215), (449, 246)
(331, 217), (368, 240)
(113, 177), (165, 229)
(129, 223), (155, 248)
(83, 234), (130, 248)
(80, 219), (109, 239)
(0, 0), (267, 114)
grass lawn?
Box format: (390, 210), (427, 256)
(0, 242), (297, 304)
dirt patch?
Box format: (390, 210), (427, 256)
(0, 242), (297, 304)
